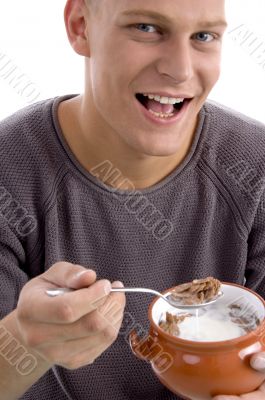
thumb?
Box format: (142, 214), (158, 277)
(43, 261), (97, 289)
(250, 352), (265, 372)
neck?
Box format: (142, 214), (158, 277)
(58, 95), (198, 190)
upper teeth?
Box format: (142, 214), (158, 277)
(143, 93), (185, 105)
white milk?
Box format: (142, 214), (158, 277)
(161, 304), (249, 342)
(177, 313), (244, 342)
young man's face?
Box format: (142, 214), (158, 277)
(84, 0), (227, 157)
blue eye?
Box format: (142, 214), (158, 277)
(195, 32), (216, 42)
(135, 23), (157, 33)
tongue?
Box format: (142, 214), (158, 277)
(146, 99), (174, 114)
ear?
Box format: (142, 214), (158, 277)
(64, 0), (90, 57)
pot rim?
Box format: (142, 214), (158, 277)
(148, 282), (265, 349)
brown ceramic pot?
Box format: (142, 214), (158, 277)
(129, 283), (265, 400)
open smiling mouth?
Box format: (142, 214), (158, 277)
(135, 93), (192, 119)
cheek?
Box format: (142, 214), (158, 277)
(100, 35), (155, 81)
(197, 55), (222, 90)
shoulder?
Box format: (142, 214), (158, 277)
(0, 97), (55, 148)
(202, 100), (265, 175)
(0, 97), (65, 213)
(204, 100), (265, 146)
(200, 101), (265, 227)
(0, 97), (56, 158)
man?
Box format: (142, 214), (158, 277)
(0, 0), (265, 398)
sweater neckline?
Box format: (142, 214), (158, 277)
(51, 93), (209, 196)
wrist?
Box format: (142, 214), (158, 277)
(1, 309), (52, 373)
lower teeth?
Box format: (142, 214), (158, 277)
(148, 109), (174, 118)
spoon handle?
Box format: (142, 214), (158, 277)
(111, 287), (162, 296)
(46, 287), (163, 298)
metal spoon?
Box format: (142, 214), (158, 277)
(46, 287), (223, 309)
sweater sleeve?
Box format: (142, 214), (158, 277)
(0, 215), (29, 320)
(245, 189), (265, 299)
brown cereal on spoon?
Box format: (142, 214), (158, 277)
(170, 277), (221, 305)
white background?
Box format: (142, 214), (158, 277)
(0, 0), (264, 123)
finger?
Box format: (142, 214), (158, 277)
(18, 279), (112, 324)
(41, 283), (125, 343)
(259, 382), (265, 392)
(41, 261), (97, 289)
(19, 281), (125, 345)
(212, 384), (265, 400)
(96, 288), (125, 332)
(212, 381), (265, 399)
(56, 320), (123, 368)
(36, 333), (107, 366)
(73, 313), (125, 367)
(250, 352), (265, 372)
(36, 315), (123, 365)
(98, 281), (126, 319)
(60, 342), (108, 369)
(112, 281), (125, 289)
(27, 294), (125, 345)
(212, 396), (239, 400)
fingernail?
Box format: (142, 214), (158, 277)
(112, 281), (124, 288)
(212, 397), (228, 400)
(103, 280), (112, 295)
(75, 269), (93, 279)
(251, 356), (265, 370)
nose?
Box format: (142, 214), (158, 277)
(156, 38), (193, 84)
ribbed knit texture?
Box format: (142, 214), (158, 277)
(0, 94), (265, 399)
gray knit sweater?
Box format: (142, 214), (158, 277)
(0, 94), (265, 400)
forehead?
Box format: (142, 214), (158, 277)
(102, 0), (226, 27)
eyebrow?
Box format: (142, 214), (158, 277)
(120, 9), (228, 29)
